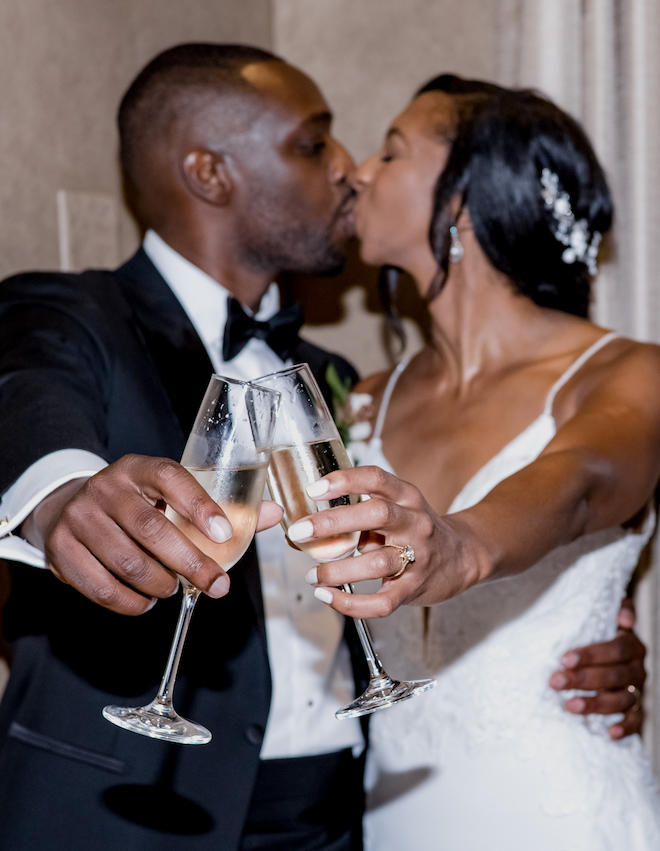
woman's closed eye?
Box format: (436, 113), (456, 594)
(380, 144), (397, 163)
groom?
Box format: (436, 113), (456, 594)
(0, 43), (645, 850)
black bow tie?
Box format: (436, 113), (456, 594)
(222, 296), (304, 362)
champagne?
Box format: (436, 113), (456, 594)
(166, 463), (268, 571)
(267, 437), (360, 562)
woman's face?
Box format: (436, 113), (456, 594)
(351, 91), (454, 280)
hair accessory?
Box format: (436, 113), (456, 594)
(448, 225), (464, 263)
(540, 168), (601, 276)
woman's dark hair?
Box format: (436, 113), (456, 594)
(425, 77), (613, 316)
(380, 75), (522, 348)
(380, 74), (613, 347)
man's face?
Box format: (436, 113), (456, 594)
(228, 62), (356, 276)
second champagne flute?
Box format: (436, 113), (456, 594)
(102, 375), (280, 744)
(258, 363), (434, 718)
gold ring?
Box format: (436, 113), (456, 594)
(391, 544), (415, 579)
(628, 684), (642, 713)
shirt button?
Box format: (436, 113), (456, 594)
(245, 724), (265, 746)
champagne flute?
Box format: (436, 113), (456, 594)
(258, 363), (434, 718)
(102, 376), (280, 744)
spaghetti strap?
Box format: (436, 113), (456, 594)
(372, 356), (412, 441)
(543, 330), (621, 416)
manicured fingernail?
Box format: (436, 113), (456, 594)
(208, 574), (230, 598)
(618, 611), (635, 629)
(566, 697), (586, 713)
(561, 650), (580, 668)
(145, 597), (158, 612)
(549, 672), (568, 690)
(609, 725), (624, 739)
(288, 520), (314, 542)
(305, 567), (318, 585)
(314, 587), (334, 604)
(307, 479), (330, 498)
(209, 516), (232, 543)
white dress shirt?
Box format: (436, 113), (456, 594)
(0, 230), (363, 759)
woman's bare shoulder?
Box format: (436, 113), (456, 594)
(563, 334), (660, 417)
(593, 336), (660, 379)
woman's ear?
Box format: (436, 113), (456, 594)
(182, 148), (233, 206)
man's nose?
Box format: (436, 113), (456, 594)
(329, 138), (356, 184)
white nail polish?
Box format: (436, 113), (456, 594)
(314, 587), (334, 604)
(208, 575), (230, 598)
(305, 567), (318, 585)
(288, 520), (314, 542)
(209, 516), (232, 543)
(306, 479), (330, 499)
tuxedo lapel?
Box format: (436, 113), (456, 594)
(113, 249), (268, 646)
(114, 249), (214, 438)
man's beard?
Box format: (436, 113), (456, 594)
(237, 187), (352, 276)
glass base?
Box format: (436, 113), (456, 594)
(336, 674), (435, 719)
(102, 701), (212, 745)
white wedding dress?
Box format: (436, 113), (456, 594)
(351, 332), (660, 850)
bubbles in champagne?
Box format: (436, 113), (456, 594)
(267, 438), (360, 562)
(165, 464), (268, 571)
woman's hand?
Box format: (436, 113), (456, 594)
(287, 465), (491, 618)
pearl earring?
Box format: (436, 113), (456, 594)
(449, 225), (464, 263)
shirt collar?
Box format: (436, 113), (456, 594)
(142, 229), (281, 358)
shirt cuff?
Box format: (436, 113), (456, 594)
(0, 450), (108, 568)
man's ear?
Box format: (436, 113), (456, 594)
(182, 148), (233, 206)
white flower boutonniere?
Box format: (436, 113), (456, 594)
(325, 364), (374, 449)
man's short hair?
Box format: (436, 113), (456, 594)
(118, 43), (280, 193)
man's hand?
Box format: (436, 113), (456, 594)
(550, 598), (645, 739)
(21, 454), (282, 616)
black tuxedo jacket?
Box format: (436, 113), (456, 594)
(0, 249), (360, 850)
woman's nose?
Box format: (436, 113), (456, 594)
(349, 153), (378, 192)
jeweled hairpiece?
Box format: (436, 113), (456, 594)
(540, 168), (601, 276)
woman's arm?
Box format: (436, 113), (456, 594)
(291, 342), (660, 616)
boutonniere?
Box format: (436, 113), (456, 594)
(325, 363), (374, 448)
(325, 363), (353, 445)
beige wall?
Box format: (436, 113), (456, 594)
(273, 0), (498, 163)
(272, 0), (500, 375)
(0, 0), (499, 376)
(0, 0), (271, 279)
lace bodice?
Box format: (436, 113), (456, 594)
(354, 333), (660, 849)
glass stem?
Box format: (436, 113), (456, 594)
(342, 583), (386, 680)
(154, 586), (200, 711)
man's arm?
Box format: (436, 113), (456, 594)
(0, 450), (108, 566)
(18, 454), (282, 615)
(0, 276), (281, 614)
(551, 598), (645, 739)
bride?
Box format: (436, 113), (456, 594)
(286, 79), (660, 846)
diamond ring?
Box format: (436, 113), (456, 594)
(390, 544), (415, 579)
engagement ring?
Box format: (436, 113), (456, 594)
(391, 544), (415, 578)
